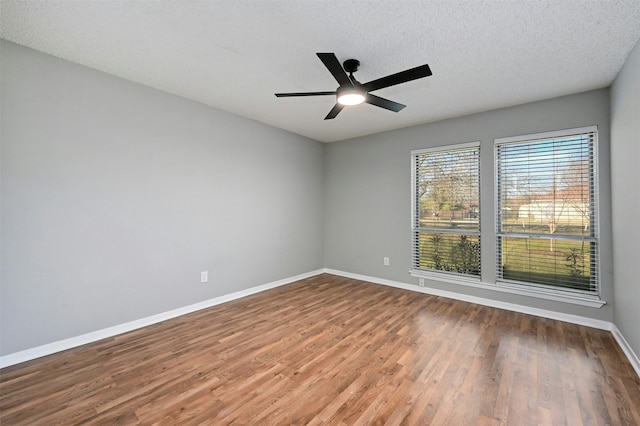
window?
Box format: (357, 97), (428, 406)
(411, 142), (480, 278)
(495, 126), (599, 296)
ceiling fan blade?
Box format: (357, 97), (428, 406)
(365, 93), (406, 112)
(324, 103), (344, 120)
(317, 53), (352, 86)
(362, 64), (432, 92)
(275, 91), (336, 97)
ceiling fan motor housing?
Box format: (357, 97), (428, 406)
(343, 59), (360, 74)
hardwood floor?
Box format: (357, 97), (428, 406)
(1, 273), (639, 425)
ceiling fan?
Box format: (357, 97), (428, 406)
(275, 53), (432, 120)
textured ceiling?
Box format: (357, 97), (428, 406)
(2, 1), (640, 143)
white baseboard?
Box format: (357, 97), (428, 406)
(324, 268), (640, 379)
(324, 268), (612, 329)
(611, 325), (640, 379)
(0, 269), (324, 369)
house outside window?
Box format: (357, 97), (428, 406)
(411, 142), (481, 279)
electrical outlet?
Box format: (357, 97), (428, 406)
(419, 278), (425, 287)
(383, 257), (390, 266)
(201, 271), (208, 283)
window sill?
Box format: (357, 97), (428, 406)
(409, 270), (606, 308)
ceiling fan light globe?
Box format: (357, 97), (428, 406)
(337, 87), (365, 106)
(338, 93), (365, 105)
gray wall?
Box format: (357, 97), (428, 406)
(324, 89), (614, 322)
(0, 41), (324, 355)
(2, 37), (633, 359)
(611, 39), (640, 356)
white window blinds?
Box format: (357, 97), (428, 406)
(495, 127), (598, 294)
(411, 142), (480, 278)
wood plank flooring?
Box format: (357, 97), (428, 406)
(1, 273), (639, 425)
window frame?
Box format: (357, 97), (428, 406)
(410, 141), (481, 282)
(408, 128), (605, 308)
(494, 126), (601, 302)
